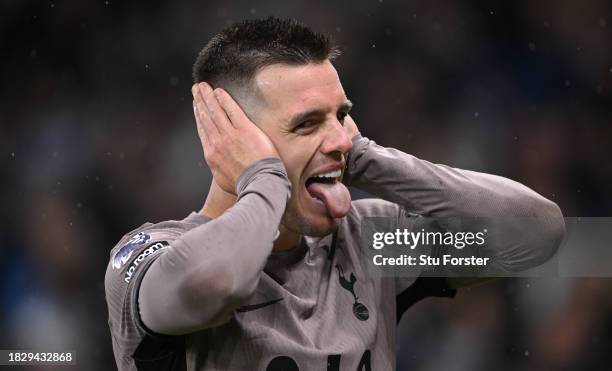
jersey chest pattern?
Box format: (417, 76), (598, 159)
(187, 233), (396, 370)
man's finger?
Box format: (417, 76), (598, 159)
(201, 83), (232, 132)
(214, 88), (249, 128)
(194, 83), (220, 137)
(192, 85), (209, 141)
(193, 100), (210, 149)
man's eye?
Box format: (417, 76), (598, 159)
(295, 121), (316, 131)
(337, 111), (348, 124)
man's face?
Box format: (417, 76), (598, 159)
(253, 60), (353, 237)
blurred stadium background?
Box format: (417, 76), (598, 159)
(2, 1), (611, 370)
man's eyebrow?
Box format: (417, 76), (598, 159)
(288, 99), (354, 128)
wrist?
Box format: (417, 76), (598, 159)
(236, 157), (289, 195)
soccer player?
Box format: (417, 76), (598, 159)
(104, 17), (565, 370)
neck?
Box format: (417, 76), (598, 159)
(200, 180), (301, 251)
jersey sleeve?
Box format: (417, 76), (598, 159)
(104, 227), (180, 367)
(345, 134), (564, 282)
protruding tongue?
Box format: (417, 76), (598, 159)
(306, 181), (351, 218)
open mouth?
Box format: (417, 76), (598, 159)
(303, 168), (352, 218)
(305, 169), (342, 190)
(305, 169), (342, 205)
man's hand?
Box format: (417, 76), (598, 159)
(344, 114), (360, 141)
(192, 82), (279, 194)
(341, 114), (360, 187)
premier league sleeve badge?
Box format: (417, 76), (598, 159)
(112, 232), (151, 270)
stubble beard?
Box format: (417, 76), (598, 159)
(281, 198), (339, 238)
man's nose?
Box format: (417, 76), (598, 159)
(320, 119), (353, 155)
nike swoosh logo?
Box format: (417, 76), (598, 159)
(237, 298), (283, 312)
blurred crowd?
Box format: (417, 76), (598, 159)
(2, 1), (611, 370)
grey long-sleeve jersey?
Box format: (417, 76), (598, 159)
(104, 134), (565, 370)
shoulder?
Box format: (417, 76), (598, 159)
(340, 198), (424, 249)
(107, 219), (195, 270)
(346, 198), (404, 221)
(339, 198), (403, 238)
(104, 215), (206, 299)
(104, 216), (206, 341)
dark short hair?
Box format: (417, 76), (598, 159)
(192, 17), (339, 90)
